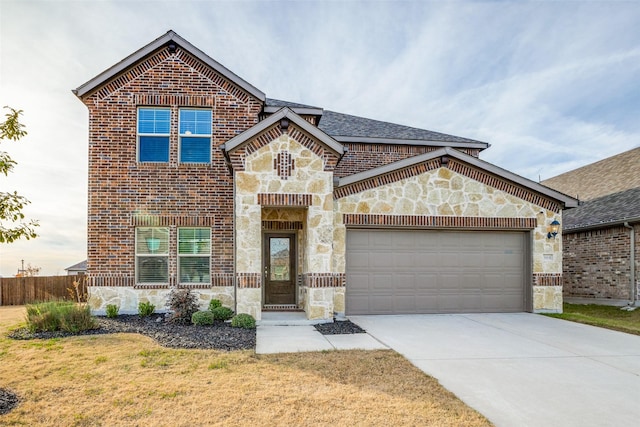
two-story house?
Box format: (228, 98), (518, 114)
(74, 31), (576, 320)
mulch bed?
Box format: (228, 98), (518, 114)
(8, 314), (255, 351)
(314, 319), (366, 334)
(0, 388), (19, 416)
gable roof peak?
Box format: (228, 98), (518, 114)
(224, 107), (343, 155)
(73, 30), (266, 101)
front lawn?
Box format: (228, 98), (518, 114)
(0, 306), (491, 426)
(545, 303), (640, 335)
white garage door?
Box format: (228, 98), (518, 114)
(346, 229), (528, 315)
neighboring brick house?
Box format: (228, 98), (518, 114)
(543, 151), (640, 305)
(74, 31), (576, 319)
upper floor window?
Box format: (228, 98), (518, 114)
(138, 108), (170, 162)
(179, 109), (211, 163)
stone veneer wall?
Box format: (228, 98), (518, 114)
(563, 224), (639, 302)
(334, 166), (563, 313)
(89, 286), (235, 315)
(235, 134), (336, 319)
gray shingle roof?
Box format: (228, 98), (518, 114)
(65, 260), (87, 271)
(318, 110), (485, 144)
(563, 187), (640, 231)
(265, 98), (487, 146)
(265, 98), (321, 109)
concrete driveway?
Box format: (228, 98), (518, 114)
(350, 313), (640, 427)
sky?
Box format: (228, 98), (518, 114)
(0, 0), (639, 276)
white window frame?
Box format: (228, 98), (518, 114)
(135, 227), (170, 284)
(178, 108), (212, 164)
(178, 227), (211, 284)
(137, 107), (171, 163)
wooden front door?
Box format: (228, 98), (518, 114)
(263, 233), (296, 305)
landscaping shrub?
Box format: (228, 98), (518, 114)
(211, 306), (234, 321)
(59, 304), (96, 333)
(208, 299), (222, 311)
(26, 301), (65, 332)
(138, 301), (155, 317)
(25, 301), (96, 333)
(166, 288), (199, 324)
(191, 310), (214, 326)
(105, 304), (119, 318)
(231, 313), (256, 329)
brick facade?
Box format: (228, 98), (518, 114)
(77, 31), (573, 317)
(81, 45), (262, 283)
(563, 224), (639, 301)
(334, 142), (480, 178)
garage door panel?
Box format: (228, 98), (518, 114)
(370, 296), (395, 314)
(394, 273), (417, 291)
(348, 252), (371, 269)
(368, 252), (394, 268)
(346, 229), (527, 315)
(371, 274), (394, 291)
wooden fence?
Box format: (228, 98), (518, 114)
(0, 275), (87, 306)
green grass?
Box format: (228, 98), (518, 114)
(546, 303), (640, 335)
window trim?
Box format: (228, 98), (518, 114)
(135, 227), (170, 284)
(137, 107), (171, 163)
(178, 108), (212, 164)
(177, 227), (211, 284)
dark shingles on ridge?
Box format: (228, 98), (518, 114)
(265, 98), (486, 144)
(563, 187), (640, 230)
(265, 98), (321, 109)
(318, 110), (485, 143)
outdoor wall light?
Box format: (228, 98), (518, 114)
(547, 219), (560, 239)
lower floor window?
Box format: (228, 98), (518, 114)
(136, 227), (169, 283)
(134, 227), (211, 284)
(178, 228), (211, 283)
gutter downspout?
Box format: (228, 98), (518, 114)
(232, 165), (238, 316)
(221, 143), (238, 314)
(623, 222), (636, 306)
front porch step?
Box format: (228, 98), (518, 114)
(262, 304), (300, 311)
(258, 311), (333, 326)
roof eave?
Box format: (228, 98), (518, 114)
(452, 148), (579, 208)
(564, 216), (640, 233)
(337, 147), (579, 209)
(73, 30), (266, 101)
(332, 135), (489, 149)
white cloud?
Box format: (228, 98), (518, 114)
(1, 0), (639, 275)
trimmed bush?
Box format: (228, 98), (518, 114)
(166, 288), (199, 324)
(191, 310), (214, 326)
(211, 306), (234, 321)
(231, 313), (256, 329)
(208, 299), (222, 311)
(105, 304), (119, 318)
(138, 301), (155, 317)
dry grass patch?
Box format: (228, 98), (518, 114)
(0, 307), (490, 426)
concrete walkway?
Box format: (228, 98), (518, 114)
(256, 311), (388, 354)
(350, 313), (640, 427)
(256, 325), (388, 354)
